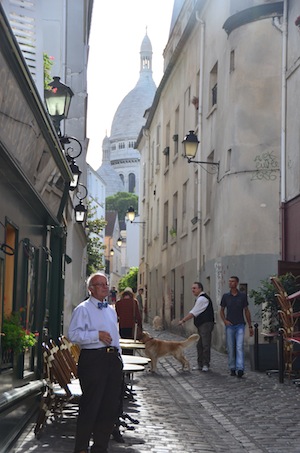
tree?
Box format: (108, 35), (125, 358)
(118, 267), (138, 293)
(106, 192), (138, 221)
(86, 202), (107, 275)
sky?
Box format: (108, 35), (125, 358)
(86, 0), (174, 170)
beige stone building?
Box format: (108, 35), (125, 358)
(137, 0), (290, 350)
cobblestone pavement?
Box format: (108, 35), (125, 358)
(12, 324), (300, 453)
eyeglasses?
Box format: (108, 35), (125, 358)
(91, 283), (108, 288)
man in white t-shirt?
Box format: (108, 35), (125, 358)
(179, 282), (215, 372)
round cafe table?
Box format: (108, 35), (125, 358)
(122, 363), (145, 373)
(121, 355), (150, 365)
(120, 342), (145, 351)
(119, 338), (144, 344)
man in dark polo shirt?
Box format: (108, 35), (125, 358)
(220, 275), (253, 378)
(179, 282), (215, 372)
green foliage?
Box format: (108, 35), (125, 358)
(2, 312), (37, 353)
(86, 202), (107, 275)
(118, 267), (138, 294)
(106, 192), (138, 221)
(249, 273), (300, 322)
(43, 53), (54, 90)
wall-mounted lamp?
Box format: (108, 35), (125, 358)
(117, 237), (123, 247)
(74, 183), (88, 223)
(44, 77), (83, 191)
(182, 131), (219, 168)
(61, 136), (83, 191)
(126, 206), (146, 224)
(110, 248), (114, 256)
(44, 77), (74, 136)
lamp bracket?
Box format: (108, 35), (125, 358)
(75, 183), (88, 201)
(187, 158), (219, 167)
(60, 135), (83, 160)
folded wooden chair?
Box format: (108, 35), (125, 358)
(60, 335), (81, 364)
(56, 337), (78, 378)
(34, 341), (81, 437)
(270, 277), (300, 378)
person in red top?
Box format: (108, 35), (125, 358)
(115, 287), (142, 339)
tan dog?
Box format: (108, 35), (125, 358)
(140, 331), (200, 372)
(152, 315), (163, 331)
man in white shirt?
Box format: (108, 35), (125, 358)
(68, 272), (123, 453)
(179, 282), (215, 372)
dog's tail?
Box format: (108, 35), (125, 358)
(182, 333), (200, 348)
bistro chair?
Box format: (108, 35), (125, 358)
(270, 277), (300, 379)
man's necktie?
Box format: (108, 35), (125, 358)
(98, 302), (108, 309)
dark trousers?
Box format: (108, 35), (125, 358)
(74, 349), (123, 453)
(119, 327), (133, 339)
(197, 322), (214, 367)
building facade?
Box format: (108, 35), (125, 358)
(137, 0), (286, 351)
(0, 1), (92, 448)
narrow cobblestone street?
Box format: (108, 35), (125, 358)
(12, 325), (300, 453)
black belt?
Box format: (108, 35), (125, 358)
(83, 347), (119, 354)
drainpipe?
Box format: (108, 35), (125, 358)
(280, 1), (287, 205)
(196, 12), (205, 279)
(280, 0), (288, 260)
(273, 0), (287, 259)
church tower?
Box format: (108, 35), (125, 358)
(97, 32), (156, 197)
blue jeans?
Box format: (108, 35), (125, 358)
(226, 324), (245, 371)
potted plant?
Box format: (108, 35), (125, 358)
(249, 273), (300, 335)
(2, 312), (37, 378)
(248, 273), (300, 371)
(169, 227), (177, 239)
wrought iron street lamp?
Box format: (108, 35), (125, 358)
(182, 130), (219, 168)
(44, 77), (82, 191)
(74, 183), (88, 223)
(126, 207), (146, 224)
(44, 77), (74, 136)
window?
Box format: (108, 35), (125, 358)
(195, 70), (200, 126)
(180, 276), (184, 319)
(164, 122), (170, 168)
(172, 192), (178, 236)
(171, 269), (175, 320)
(210, 62), (218, 108)
(128, 173), (136, 193)
(182, 180), (188, 232)
(194, 169), (198, 221)
(185, 86), (191, 107)
(128, 141), (135, 148)
(206, 151), (215, 218)
(230, 50), (235, 72)
(118, 142), (125, 149)
(163, 201), (169, 244)
(156, 125), (161, 166)
(184, 86), (191, 133)
(119, 174), (124, 184)
(174, 106), (179, 156)
(226, 149), (232, 173)
(156, 198), (160, 238)
(142, 163), (146, 198)
(151, 141), (155, 180)
(142, 56), (150, 69)
(4, 222), (17, 315)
